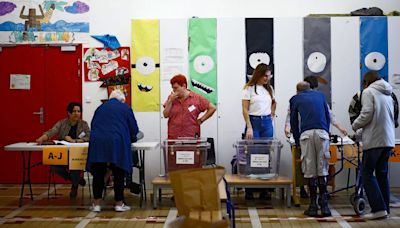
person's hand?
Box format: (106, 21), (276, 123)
(246, 128), (253, 139)
(168, 92), (178, 102)
(64, 136), (75, 143)
(339, 127), (348, 136)
(284, 125), (291, 138)
(36, 136), (45, 145)
(196, 118), (203, 125)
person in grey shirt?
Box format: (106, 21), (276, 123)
(352, 71), (395, 220)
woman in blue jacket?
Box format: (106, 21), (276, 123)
(87, 90), (139, 212)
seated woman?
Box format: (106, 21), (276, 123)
(36, 102), (90, 199)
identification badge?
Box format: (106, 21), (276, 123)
(188, 104), (196, 112)
(78, 131), (86, 139)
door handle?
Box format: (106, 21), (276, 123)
(33, 107), (44, 124)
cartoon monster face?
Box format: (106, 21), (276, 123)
(131, 19), (160, 112)
(135, 56), (157, 92)
(188, 18), (217, 105)
(191, 54), (215, 94)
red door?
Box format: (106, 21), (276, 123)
(0, 44), (82, 183)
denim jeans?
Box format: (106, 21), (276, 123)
(245, 115), (273, 138)
(244, 115), (273, 196)
(362, 147), (391, 214)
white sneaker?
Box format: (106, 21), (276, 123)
(91, 204), (101, 212)
(361, 210), (388, 220)
(114, 204), (131, 212)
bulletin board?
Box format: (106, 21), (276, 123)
(84, 47), (131, 82)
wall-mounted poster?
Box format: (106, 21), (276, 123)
(245, 18), (274, 86)
(0, 0), (90, 44)
(360, 17), (388, 85)
(188, 18), (217, 105)
(304, 17), (332, 107)
(84, 47), (131, 82)
(131, 19), (160, 112)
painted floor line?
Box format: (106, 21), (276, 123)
(248, 207), (262, 228)
(0, 184), (60, 225)
(164, 208), (178, 228)
(330, 207), (352, 228)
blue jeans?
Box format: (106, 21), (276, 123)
(362, 147), (391, 213)
(245, 115), (273, 138)
(244, 115), (273, 196)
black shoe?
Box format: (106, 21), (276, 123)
(70, 186), (78, 199)
(304, 203), (318, 217)
(245, 192), (254, 200)
(130, 182), (141, 195)
(259, 192), (272, 200)
(300, 187), (309, 198)
(320, 194), (331, 217)
(79, 177), (86, 187)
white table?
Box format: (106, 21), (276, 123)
(4, 141), (159, 207)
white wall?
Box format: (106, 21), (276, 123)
(82, 0), (400, 188)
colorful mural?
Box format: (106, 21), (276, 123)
(0, 0), (90, 43)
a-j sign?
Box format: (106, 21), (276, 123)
(389, 145), (400, 163)
(42, 147), (69, 165)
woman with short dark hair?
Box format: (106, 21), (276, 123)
(36, 102), (90, 199)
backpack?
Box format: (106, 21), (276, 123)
(349, 91), (399, 128)
(392, 93), (399, 128)
(351, 7), (384, 16)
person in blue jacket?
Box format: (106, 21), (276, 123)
(86, 89), (139, 212)
(290, 81), (331, 217)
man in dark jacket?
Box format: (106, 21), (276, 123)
(290, 81), (331, 217)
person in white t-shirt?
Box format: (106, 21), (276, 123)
(241, 63), (276, 200)
(242, 63), (276, 139)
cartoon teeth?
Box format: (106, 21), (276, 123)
(191, 79), (214, 94)
(137, 83), (153, 92)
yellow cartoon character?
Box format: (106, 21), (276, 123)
(131, 20), (160, 112)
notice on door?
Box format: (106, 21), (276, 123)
(10, 74), (31, 90)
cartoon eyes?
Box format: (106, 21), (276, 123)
(307, 52), (327, 73)
(136, 57), (156, 75)
(193, 55), (214, 74)
(364, 52), (386, 71)
(249, 52), (270, 69)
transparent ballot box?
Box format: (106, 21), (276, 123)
(162, 138), (210, 174)
(234, 139), (282, 179)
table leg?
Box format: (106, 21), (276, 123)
(153, 185), (157, 209)
(27, 151), (33, 200)
(138, 149), (146, 207)
(141, 150), (147, 201)
(19, 151), (26, 207)
(286, 186), (291, 208)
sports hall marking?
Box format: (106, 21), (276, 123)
(248, 207), (262, 227)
